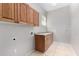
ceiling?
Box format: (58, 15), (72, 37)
(38, 3), (70, 12)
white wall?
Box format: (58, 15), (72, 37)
(47, 5), (71, 43)
(70, 4), (79, 55)
(0, 21), (34, 56)
(0, 3), (47, 56)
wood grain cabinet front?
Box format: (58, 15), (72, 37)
(11, 4), (15, 20)
(2, 3), (11, 19)
(26, 5), (34, 25)
(20, 3), (27, 23)
(29, 6), (34, 25)
(1, 3), (18, 22)
(45, 34), (53, 50)
(14, 3), (19, 23)
(0, 3), (39, 26)
(33, 9), (39, 26)
(35, 33), (53, 52)
(2, 3), (16, 22)
(0, 3), (2, 18)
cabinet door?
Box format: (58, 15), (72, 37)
(11, 4), (15, 20)
(14, 3), (18, 23)
(26, 5), (30, 23)
(27, 5), (34, 25)
(2, 3), (12, 19)
(20, 3), (27, 23)
(17, 3), (21, 23)
(2, 3), (16, 22)
(33, 10), (39, 26)
(29, 7), (34, 25)
(0, 3), (2, 18)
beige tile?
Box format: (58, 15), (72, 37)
(54, 42), (76, 56)
(30, 51), (45, 56)
(30, 41), (76, 56)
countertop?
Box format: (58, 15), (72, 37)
(35, 32), (52, 35)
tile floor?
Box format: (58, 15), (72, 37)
(30, 41), (76, 56)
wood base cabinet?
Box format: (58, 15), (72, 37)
(35, 33), (53, 52)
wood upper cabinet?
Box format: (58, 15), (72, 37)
(26, 5), (33, 25)
(14, 3), (19, 23)
(2, 3), (16, 22)
(17, 3), (21, 22)
(11, 4), (15, 20)
(33, 10), (39, 26)
(0, 3), (2, 18)
(29, 6), (34, 25)
(0, 3), (39, 26)
(20, 3), (27, 23)
(27, 5), (39, 26)
(2, 3), (19, 23)
(2, 3), (12, 19)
